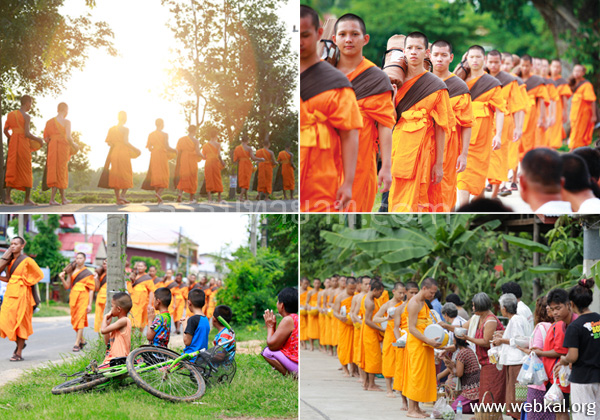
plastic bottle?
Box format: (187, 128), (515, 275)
(456, 400), (463, 420)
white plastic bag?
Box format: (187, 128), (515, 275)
(517, 354), (534, 385)
(431, 397), (448, 419)
(558, 365), (571, 387)
(544, 382), (564, 404)
(530, 353), (548, 385)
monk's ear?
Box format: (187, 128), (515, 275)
(317, 27), (324, 38)
(332, 34), (337, 45)
(363, 34), (370, 45)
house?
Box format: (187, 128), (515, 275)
(59, 233), (107, 265)
(195, 253), (231, 280)
(126, 245), (178, 272)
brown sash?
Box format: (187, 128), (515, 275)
(574, 79), (591, 94)
(515, 76), (524, 86)
(544, 78), (556, 88)
(351, 66), (393, 101)
(524, 75), (545, 92)
(8, 255), (41, 307)
(166, 281), (179, 290)
(495, 71), (516, 88)
(395, 72), (447, 118)
(72, 268), (93, 288)
(445, 75), (470, 99)
(469, 73), (502, 101)
(554, 77), (568, 87)
(153, 276), (164, 285)
(132, 273), (152, 288)
(99, 273), (107, 288)
(97, 147), (114, 189)
(300, 61), (352, 102)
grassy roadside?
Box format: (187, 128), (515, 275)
(0, 326), (297, 420)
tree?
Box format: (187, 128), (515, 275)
(130, 256), (163, 276)
(259, 214), (298, 291)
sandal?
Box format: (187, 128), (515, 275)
(79, 341), (87, 350)
(72, 345), (81, 352)
(10, 354), (24, 362)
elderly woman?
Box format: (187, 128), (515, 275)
(443, 292), (506, 405)
(437, 337), (480, 414)
(441, 302), (467, 343)
(492, 293), (530, 419)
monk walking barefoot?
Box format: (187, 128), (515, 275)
(256, 138), (277, 201)
(142, 118), (176, 204)
(3, 95), (44, 205)
(277, 143), (295, 200)
(233, 135), (264, 202)
(175, 125), (203, 204)
(360, 279), (385, 392)
(202, 126), (225, 203)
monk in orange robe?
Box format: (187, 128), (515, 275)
(392, 281), (419, 411)
(143, 118), (176, 204)
(350, 276), (370, 380)
(305, 278), (321, 351)
(162, 269), (177, 317)
(486, 50), (525, 198)
(59, 252), (95, 352)
(456, 45), (506, 206)
(568, 64), (597, 150)
(332, 277), (357, 376)
(299, 278), (311, 349)
(101, 111), (141, 204)
(277, 144), (295, 200)
(127, 261), (155, 329)
(549, 59), (572, 149)
(256, 139), (277, 200)
(202, 126), (225, 202)
(404, 278), (441, 418)
(174, 125), (203, 203)
(539, 59), (560, 150)
(300, 6), (361, 212)
(233, 135), (264, 201)
(389, 33), (453, 212)
(205, 278), (218, 318)
(44, 102), (79, 206)
(431, 40), (474, 211)
(359, 279), (384, 391)
(333, 14), (395, 212)
(317, 279), (331, 353)
(167, 272), (186, 334)
(518, 55), (550, 160)
(93, 260), (107, 332)
(3, 95), (44, 205)
(372, 282), (405, 397)
(0, 237), (43, 361)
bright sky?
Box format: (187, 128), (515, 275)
(33, 0), (298, 172)
(76, 213), (250, 257)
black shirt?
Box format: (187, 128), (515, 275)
(563, 312), (600, 384)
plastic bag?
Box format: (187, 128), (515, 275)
(488, 344), (502, 371)
(557, 365), (571, 387)
(431, 397), (454, 419)
(544, 382), (564, 404)
(441, 404), (456, 420)
(517, 354), (534, 385)
(530, 354), (548, 385)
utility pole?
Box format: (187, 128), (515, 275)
(105, 215), (127, 314)
(261, 216), (268, 248)
(84, 214), (88, 242)
(176, 226), (182, 272)
(250, 215), (258, 256)
(17, 214), (24, 237)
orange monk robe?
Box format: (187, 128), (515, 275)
(0, 257), (43, 341)
(457, 77), (506, 196)
(202, 143), (224, 193)
(44, 118), (72, 189)
(68, 268), (95, 331)
(569, 80), (597, 150)
(278, 151), (295, 191)
(206, 287), (217, 318)
(94, 273), (107, 332)
(533, 84), (552, 149)
(307, 291), (320, 340)
(389, 72), (454, 212)
(318, 310), (328, 345)
(176, 136), (200, 194)
(346, 58), (396, 212)
(359, 296), (382, 374)
(163, 280), (176, 318)
(337, 296), (354, 366)
(331, 294), (340, 347)
(106, 126), (134, 189)
(382, 301), (403, 378)
(300, 287), (312, 341)
(355, 295), (367, 367)
(172, 285), (188, 322)
(549, 78), (572, 149)
(403, 303), (437, 403)
(4, 110), (37, 190)
(127, 275), (156, 328)
(201, 287), (212, 316)
(256, 148), (275, 194)
(539, 81), (560, 148)
(393, 309), (409, 392)
(488, 79), (526, 185)
(324, 295), (333, 346)
(300, 62), (363, 213)
(520, 82), (550, 159)
(234, 145), (253, 190)
(441, 76), (474, 210)
(146, 131), (170, 189)
(508, 80), (530, 170)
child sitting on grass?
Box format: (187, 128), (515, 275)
(183, 289), (210, 358)
(101, 292), (133, 365)
(147, 287), (172, 348)
(212, 305), (236, 360)
(262, 287), (298, 377)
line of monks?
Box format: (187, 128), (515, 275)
(299, 7), (598, 212)
(301, 275), (442, 417)
(0, 239), (221, 359)
(2, 101), (296, 205)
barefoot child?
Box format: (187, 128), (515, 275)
(101, 292), (132, 365)
(262, 287), (298, 376)
(183, 289), (210, 358)
(147, 287), (172, 348)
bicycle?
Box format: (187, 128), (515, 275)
(51, 357), (130, 395)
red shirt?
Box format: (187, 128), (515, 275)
(542, 313), (579, 393)
(280, 313), (298, 363)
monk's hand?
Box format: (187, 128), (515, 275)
(86, 305), (92, 314)
(456, 153), (467, 173)
(491, 134), (501, 151)
(431, 163), (443, 185)
(58, 271), (65, 281)
(335, 182), (352, 210)
(513, 127), (523, 142)
(377, 166), (392, 193)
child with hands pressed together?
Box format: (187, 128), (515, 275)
(100, 292), (133, 365)
(262, 287), (298, 377)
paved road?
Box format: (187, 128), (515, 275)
(0, 315), (97, 386)
(1, 199), (298, 213)
(482, 188), (531, 213)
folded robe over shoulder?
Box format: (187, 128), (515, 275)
(569, 79), (597, 150)
(0, 256), (43, 341)
(403, 303), (436, 403)
(4, 110), (36, 191)
(300, 61), (363, 212)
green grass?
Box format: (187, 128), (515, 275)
(33, 301), (96, 318)
(0, 329), (297, 420)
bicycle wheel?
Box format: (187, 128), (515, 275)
(51, 373), (110, 395)
(126, 346), (206, 403)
